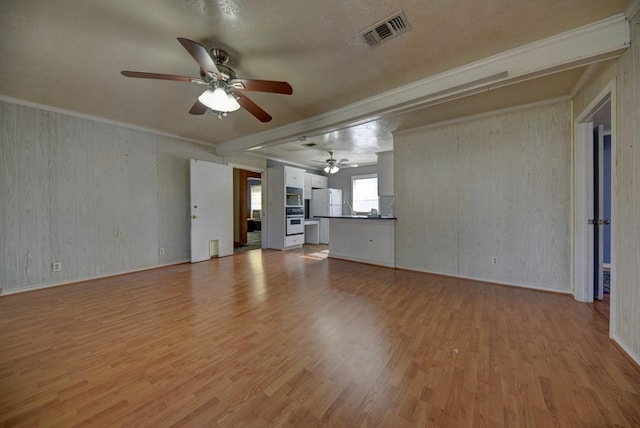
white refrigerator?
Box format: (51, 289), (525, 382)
(310, 188), (342, 244)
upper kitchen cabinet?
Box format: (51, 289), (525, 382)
(304, 172), (328, 199)
(377, 151), (394, 196)
(285, 166), (305, 188)
(312, 174), (328, 189)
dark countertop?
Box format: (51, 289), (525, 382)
(312, 215), (397, 220)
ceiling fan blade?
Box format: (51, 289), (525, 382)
(121, 71), (204, 84)
(235, 92), (272, 122)
(177, 37), (220, 78)
(189, 100), (208, 115)
(338, 158), (349, 163)
(229, 79), (293, 95)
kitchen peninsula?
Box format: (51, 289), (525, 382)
(315, 216), (396, 267)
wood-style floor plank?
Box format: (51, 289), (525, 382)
(1, 247), (640, 427)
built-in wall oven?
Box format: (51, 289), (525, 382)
(286, 206), (304, 236)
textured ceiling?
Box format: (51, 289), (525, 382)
(255, 66), (587, 168)
(0, 0), (630, 168)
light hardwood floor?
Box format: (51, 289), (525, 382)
(1, 248), (639, 427)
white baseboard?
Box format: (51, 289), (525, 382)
(612, 333), (640, 367)
(328, 253), (395, 269)
(395, 264), (573, 295)
(0, 260), (189, 296)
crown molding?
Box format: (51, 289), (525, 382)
(626, 0), (640, 19)
(393, 96), (571, 136)
(215, 14), (630, 157)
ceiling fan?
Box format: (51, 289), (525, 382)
(121, 38), (293, 122)
(313, 151), (359, 174)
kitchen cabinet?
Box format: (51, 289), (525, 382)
(304, 173), (328, 199)
(285, 167), (305, 188)
(285, 234), (304, 247)
(312, 174), (328, 188)
(266, 166), (306, 250)
(377, 151), (394, 196)
(304, 173), (312, 199)
(328, 217), (395, 267)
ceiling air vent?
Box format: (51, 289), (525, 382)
(361, 11), (410, 47)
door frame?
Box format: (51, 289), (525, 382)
(227, 163), (267, 249)
(573, 79), (616, 333)
(236, 169), (262, 246)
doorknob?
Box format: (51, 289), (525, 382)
(191, 215), (199, 219)
(603, 219), (610, 225)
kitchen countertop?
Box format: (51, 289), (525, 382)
(313, 215), (397, 220)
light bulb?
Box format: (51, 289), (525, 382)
(225, 93), (240, 112)
(198, 88), (240, 112)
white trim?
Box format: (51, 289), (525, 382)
(575, 80), (617, 123)
(394, 96), (570, 136)
(609, 81), (618, 337)
(0, 95), (216, 150)
(328, 254), (395, 269)
(626, 0), (640, 19)
(574, 122), (593, 303)
(0, 260), (189, 296)
(570, 63), (599, 98)
(573, 79), (617, 337)
(215, 14), (629, 156)
(224, 162), (266, 174)
(612, 334), (640, 367)
(395, 265), (573, 295)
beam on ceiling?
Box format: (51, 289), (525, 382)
(215, 14), (630, 156)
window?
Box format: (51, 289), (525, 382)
(250, 184), (262, 217)
(351, 174), (378, 213)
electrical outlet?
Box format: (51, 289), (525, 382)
(117, 229), (125, 237)
(52, 262), (62, 272)
(159, 248), (165, 256)
(491, 257), (499, 265)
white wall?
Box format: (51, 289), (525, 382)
(610, 9), (640, 362)
(394, 101), (572, 292)
(0, 100), (222, 293)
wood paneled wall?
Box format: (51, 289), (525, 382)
(394, 101), (571, 292)
(611, 10), (640, 361)
(0, 100), (222, 293)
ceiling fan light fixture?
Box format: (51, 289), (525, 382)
(198, 88), (240, 112)
(329, 165), (340, 174)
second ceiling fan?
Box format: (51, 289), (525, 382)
(313, 151), (359, 174)
(121, 38), (293, 122)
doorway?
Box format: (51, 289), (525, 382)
(234, 168), (263, 253)
(592, 125), (612, 314)
(574, 79), (616, 329)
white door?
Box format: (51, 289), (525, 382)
(594, 125), (605, 301)
(190, 159), (233, 263)
(593, 126), (614, 301)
